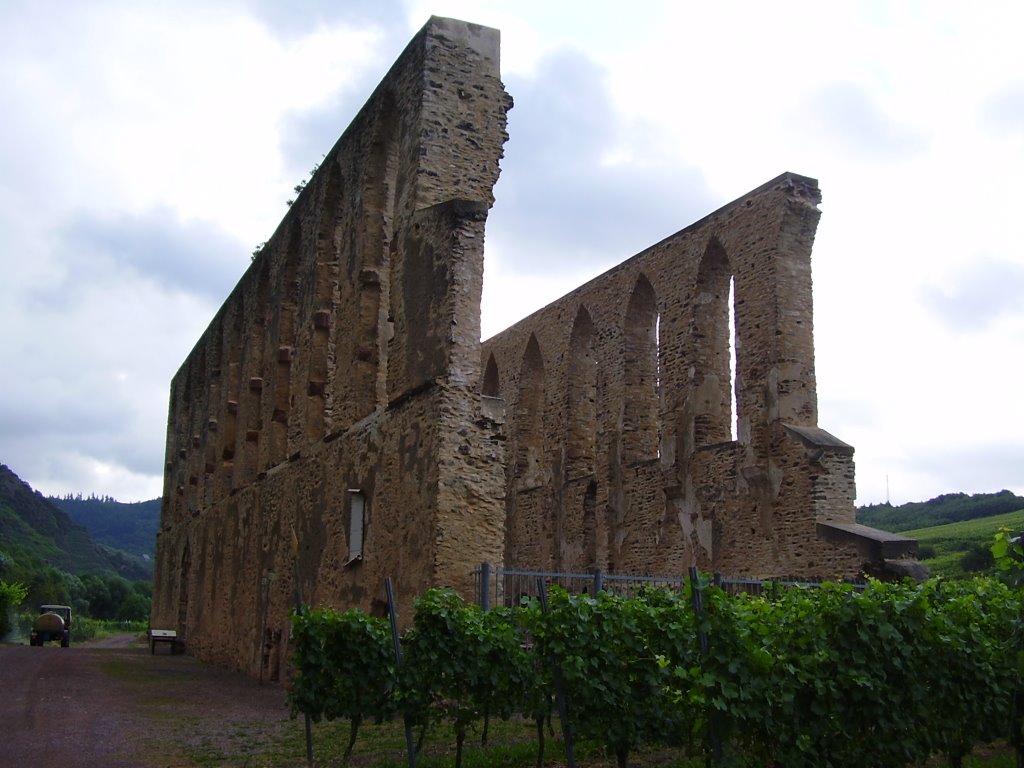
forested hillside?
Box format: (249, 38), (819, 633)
(0, 464), (153, 630)
(50, 494), (159, 558)
(0, 464), (148, 579)
(857, 490), (1024, 532)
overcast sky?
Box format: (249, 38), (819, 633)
(1, 0), (1022, 507)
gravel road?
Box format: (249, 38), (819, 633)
(0, 635), (295, 767)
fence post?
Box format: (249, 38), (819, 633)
(480, 561), (491, 611)
(537, 577), (577, 768)
(591, 567), (603, 595)
(385, 577), (417, 768)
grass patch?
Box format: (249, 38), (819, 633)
(257, 716), (704, 768)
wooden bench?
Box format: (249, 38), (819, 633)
(149, 629), (184, 654)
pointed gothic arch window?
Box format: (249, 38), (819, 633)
(622, 274), (660, 462)
(482, 353), (500, 397)
(514, 334), (545, 487)
(692, 238), (734, 445)
(567, 305), (597, 478)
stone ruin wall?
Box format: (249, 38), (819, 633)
(480, 173), (864, 581)
(153, 15), (900, 681)
(152, 18), (511, 678)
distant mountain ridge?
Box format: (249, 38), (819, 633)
(0, 463), (150, 580)
(858, 490), (1024, 533)
(50, 494), (160, 559)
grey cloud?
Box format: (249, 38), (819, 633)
(488, 50), (712, 274)
(803, 81), (926, 159)
(0, 358), (168, 498)
(279, 95), (358, 184)
(0, 383), (118, 438)
(0, 207), (235, 497)
(283, 45), (715, 282)
(274, 15), (416, 187)
(50, 208), (248, 302)
(922, 258), (1024, 332)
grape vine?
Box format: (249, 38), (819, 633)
(290, 577), (1024, 767)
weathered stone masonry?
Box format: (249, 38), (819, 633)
(481, 174), (887, 580)
(153, 16), (914, 679)
(152, 18), (511, 677)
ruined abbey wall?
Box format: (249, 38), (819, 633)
(480, 174), (863, 580)
(152, 18), (511, 677)
(153, 16), (911, 680)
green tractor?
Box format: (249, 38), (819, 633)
(29, 604), (72, 647)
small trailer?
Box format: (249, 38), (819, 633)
(149, 629), (184, 654)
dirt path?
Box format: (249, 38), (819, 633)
(0, 636), (297, 767)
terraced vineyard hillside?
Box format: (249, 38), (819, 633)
(906, 508), (1024, 578)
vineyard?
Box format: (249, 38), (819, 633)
(291, 575), (1024, 768)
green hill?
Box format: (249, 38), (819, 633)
(904, 508), (1024, 579)
(858, 490), (1024, 532)
(0, 464), (150, 582)
(50, 495), (160, 559)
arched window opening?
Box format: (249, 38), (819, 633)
(692, 239), (734, 446)
(482, 353), (500, 397)
(622, 274), (660, 463)
(514, 334), (545, 488)
(567, 306), (597, 478)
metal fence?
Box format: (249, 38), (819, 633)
(470, 562), (864, 609)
